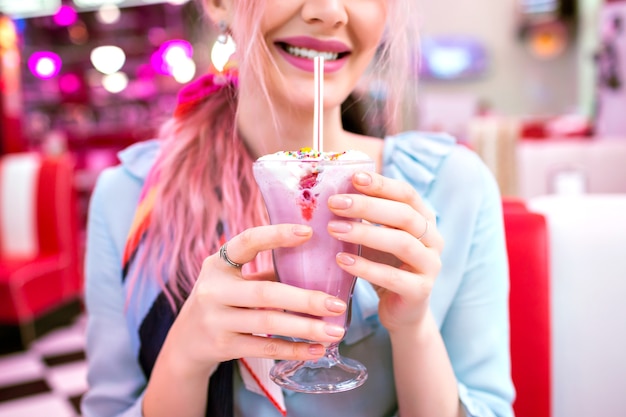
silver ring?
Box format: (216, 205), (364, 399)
(417, 219), (429, 241)
(219, 243), (244, 269)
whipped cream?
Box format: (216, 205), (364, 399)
(257, 148), (371, 162)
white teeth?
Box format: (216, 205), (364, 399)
(285, 45), (339, 61)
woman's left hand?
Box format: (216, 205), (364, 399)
(327, 170), (444, 334)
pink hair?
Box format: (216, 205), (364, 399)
(135, 0), (420, 309)
(135, 85), (270, 308)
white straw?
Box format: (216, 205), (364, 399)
(313, 56), (324, 152)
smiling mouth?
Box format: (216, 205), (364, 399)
(277, 42), (349, 61)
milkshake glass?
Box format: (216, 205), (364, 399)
(253, 148), (373, 393)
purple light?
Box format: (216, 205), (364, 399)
(150, 40), (193, 75)
(28, 51), (62, 79)
(419, 36), (488, 80)
(53, 5), (78, 27)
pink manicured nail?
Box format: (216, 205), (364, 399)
(325, 298), (347, 313)
(354, 172), (372, 186)
(324, 324), (345, 337)
(328, 195), (352, 209)
(328, 221), (352, 233)
(292, 225), (312, 236)
(308, 344), (325, 355)
(336, 253), (356, 265)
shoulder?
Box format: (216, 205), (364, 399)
(383, 131), (501, 222)
(383, 131), (496, 197)
(92, 139), (160, 199)
(117, 139), (161, 180)
(88, 140), (161, 249)
(438, 141), (501, 202)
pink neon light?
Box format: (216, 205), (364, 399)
(53, 5), (78, 27)
(28, 51), (62, 79)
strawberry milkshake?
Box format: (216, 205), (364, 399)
(253, 147), (373, 393)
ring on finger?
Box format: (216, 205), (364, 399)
(417, 219), (430, 241)
(219, 242), (244, 269)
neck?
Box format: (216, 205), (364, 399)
(237, 88), (353, 158)
(235, 84), (385, 171)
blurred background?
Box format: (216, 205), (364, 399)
(0, 0), (625, 416)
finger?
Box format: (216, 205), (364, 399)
(242, 268), (277, 282)
(223, 308), (346, 343)
(328, 193), (443, 251)
(349, 171), (441, 248)
(328, 220), (441, 275)
(213, 224), (313, 268)
(335, 251), (433, 301)
(328, 194), (430, 243)
(228, 334), (326, 361)
(215, 279), (348, 316)
(353, 171), (435, 220)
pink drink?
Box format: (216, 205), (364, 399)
(253, 150), (374, 328)
(253, 149), (373, 393)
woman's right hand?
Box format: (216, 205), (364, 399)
(159, 223), (349, 379)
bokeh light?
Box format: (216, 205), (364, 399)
(172, 58), (196, 83)
(59, 73), (82, 95)
(151, 39), (193, 76)
(90, 45), (126, 75)
(69, 21), (89, 45)
(0, 16), (18, 49)
(102, 72), (129, 94)
(53, 5), (78, 27)
(148, 27), (167, 46)
(2, 49), (20, 71)
(96, 4), (121, 25)
(28, 52), (62, 79)
(429, 47), (472, 79)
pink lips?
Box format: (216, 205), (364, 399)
(274, 36), (351, 73)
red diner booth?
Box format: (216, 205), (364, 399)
(0, 152), (82, 347)
(503, 198), (552, 417)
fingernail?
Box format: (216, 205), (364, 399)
(308, 344), (325, 355)
(324, 324), (345, 337)
(336, 253), (356, 265)
(328, 195), (352, 209)
(325, 298), (347, 313)
(328, 221), (352, 233)
(292, 225), (312, 236)
(354, 172), (372, 186)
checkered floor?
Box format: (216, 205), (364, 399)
(0, 315), (87, 417)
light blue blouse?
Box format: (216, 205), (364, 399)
(81, 131), (514, 417)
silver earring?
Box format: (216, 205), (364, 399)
(211, 20), (236, 72)
(217, 20), (229, 44)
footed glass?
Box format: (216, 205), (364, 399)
(253, 156), (373, 393)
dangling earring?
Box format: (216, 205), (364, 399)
(216, 20), (229, 45)
(211, 20), (236, 72)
